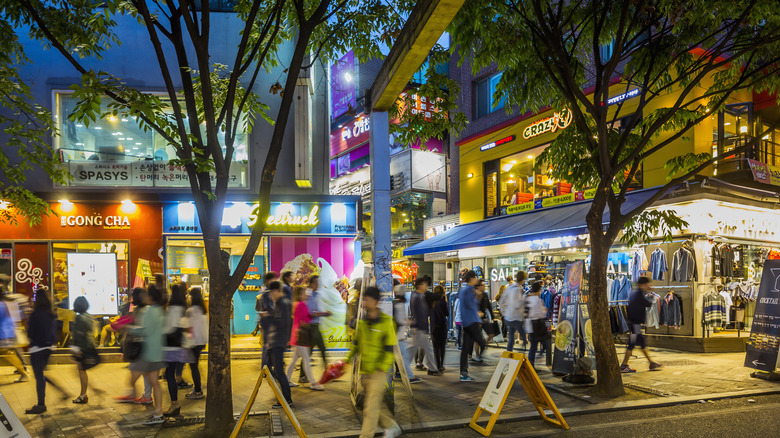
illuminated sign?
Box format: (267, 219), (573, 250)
(522, 109), (572, 139)
(425, 222), (457, 239)
(248, 204), (319, 228)
(60, 214), (131, 229)
(480, 135), (517, 152)
(341, 117), (370, 142)
(607, 89), (640, 105)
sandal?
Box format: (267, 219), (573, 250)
(73, 395), (88, 404)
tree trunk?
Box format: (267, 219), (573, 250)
(587, 216), (626, 397)
(204, 242), (235, 434)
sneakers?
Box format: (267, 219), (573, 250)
(427, 370), (443, 376)
(415, 364), (426, 371)
(177, 381), (193, 389)
(289, 382), (300, 388)
(310, 384), (325, 391)
(25, 405), (46, 415)
(383, 425), (402, 438)
(298, 375), (309, 384)
(272, 402), (293, 409)
(142, 415), (165, 426)
(185, 391), (204, 400)
(469, 357), (483, 363)
(115, 394), (137, 403)
(408, 377), (423, 384)
(15, 374), (29, 383)
(620, 365), (636, 373)
(459, 375), (475, 382)
(649, 362), (663, 371)
(134, 396), (154, 404)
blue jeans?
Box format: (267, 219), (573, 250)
(397, 338), (416, 379)
(505, 320), (526, 352)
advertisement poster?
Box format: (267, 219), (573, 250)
(67, 253), (119, 315)
(745, 260), (780, 372)
(478, 356), (521, 414)
(331, 51), (356, 119)
(552, 261), (584, 374)
(269, 236), (360, 350)
(578, 275), (596, 369)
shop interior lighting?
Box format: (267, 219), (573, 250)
(94, 126), (102, 130)
(402, 213), (407, 216)
(527, 154), (534, 159)
(76, 124), (83, 127)
(740, 126), (748, 133)
(467, 173), (474, 178)
(135, 142), (142, 145)
(502, 163), (513, 172)
(121, 118), (129, 122)
(724, 122), (731, 126)
(511, 160), (517, 164)
(59, 199), (74, 212)
(763, 135), (770, 140)
(75, 142), (84, 146)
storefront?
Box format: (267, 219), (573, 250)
(406, 181), (780, 352)
(0, 200), (163, 346)
(161, 196), (361, 348)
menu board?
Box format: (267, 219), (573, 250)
(67, 253), (119, 315)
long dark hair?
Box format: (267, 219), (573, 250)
(189, 287), (207, 314)
(168, 283), (187, 307)
(132, 287), (147, 308)
(34, 286), (52, 313)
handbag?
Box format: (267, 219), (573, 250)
(296, 323), (314, 347)
(124, 338), (143, 362)
(166, 327), (183, 348)
(77, 348), (102, 370)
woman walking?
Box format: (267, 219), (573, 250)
(114, 287), (154, 405)
(162, 283), (191, 417)
(0, 288), (29, 381)
(128, 285), (166, 425)
(430, 285), (449, 372)
(184, 287), (208, 400)
(71, 296), (99, 404)
(25, 287), (67, 414)
(285, 286), (324, 390)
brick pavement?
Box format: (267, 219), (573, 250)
(2, 344), (780, 437)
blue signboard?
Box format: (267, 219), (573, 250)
(163, 201), (358, 235)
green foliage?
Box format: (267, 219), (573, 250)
(665, 152), (712, 180)
(622, 209), (689, 247)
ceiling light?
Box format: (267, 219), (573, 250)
(402, 213), (407, 216)
(107, 115), (118, 122)
(121, 118), (128, 122)
(740, 126), (748, 134)
(59, 199), (74, 212)
(127, 137), (133, 140)
(467, 173), (474, 178)
(510, 174), (515, 177)
(94, 127), (102, 130)
(511, 160), (517, 164)
(502, 163), (513, 172)
(119, 138), (125, 140)
(76, 124), (83, 127)
(724, 122), (731, 126)
(135, 142), (142, 145)
(344, 72), (354, 82)
(75, 142), (84, 146)
(527, 155), (534, 159)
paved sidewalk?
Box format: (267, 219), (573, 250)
(2, 344), (779, 437)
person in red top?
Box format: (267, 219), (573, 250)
(285, 286), (324, 390)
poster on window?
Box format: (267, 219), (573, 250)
(67, 253), (119, 315)
(411, 150), (446, 193)
(552, 261), (584, 374)
(269, 237), (361, 350)
(745, 259), (780, 372)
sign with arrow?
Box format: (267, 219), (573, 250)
(745, 260), (780, 372)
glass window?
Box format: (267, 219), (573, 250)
(475, 72), (505, 119)
(499, 144), (552, 205)
(54, 92), (249, 187)
(391, 192), (432, 240)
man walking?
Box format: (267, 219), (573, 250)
(500, 271), (527, 351)
(621, 277), (662, 373)
(459, 271), (487, 382)
(257, 271), (278, 368)
(408, 278), (441, 376)
(265, 281), (293, 408)
(347, 286), (402, 438)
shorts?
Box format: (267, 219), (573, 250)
(626, 323), (645, 350)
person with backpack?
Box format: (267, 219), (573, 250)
(500, 271), (527, 352)
(72, 296), (100, 404)
(286, 286), (324, 390)
(621, 277), (663, 373)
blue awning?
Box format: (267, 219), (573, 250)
(404, 187), (662, 256)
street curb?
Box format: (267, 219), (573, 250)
(286, 387), (780, 437)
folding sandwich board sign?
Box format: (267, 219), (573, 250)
(0, 393), (31, 438)
(230, 366), (307, 438)
(469, 351), (569, 436)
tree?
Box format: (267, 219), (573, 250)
(449, 0), (780, 396)
(4, 0), (403, 432)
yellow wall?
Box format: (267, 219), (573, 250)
(458, 77), (754, 224)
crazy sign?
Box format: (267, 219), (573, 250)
(523, 108), (573, 139)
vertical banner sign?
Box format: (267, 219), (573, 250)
(552, 261), (584, 374)
(578, 274), (596, 369)
(331, 51), (356, 119)
(745, 260), (780, 372)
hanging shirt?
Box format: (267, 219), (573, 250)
(645, 293), (661, 329)
(672, 246), (698, 282)
(632, 250), (649, 281)
(711, 243), (722, 277)
(648, 248), (668, 281)
(613, 277), (632, 302)
(719, 290), (733, 324)
(720, 245), (735, 278)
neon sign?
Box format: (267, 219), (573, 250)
(522, 108), (572, 139)
(480, 135), (516, 152)
(607, 89), (640, 105)
(247, 204), (320, 228)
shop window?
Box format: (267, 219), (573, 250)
(391, 192), (433, 240)
(498, 144), (557, 205)
(475, 72), (505, 119)
(54, 92), (249, 187)
(51, 242), (129, 317)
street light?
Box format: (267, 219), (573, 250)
(344, 71), (354, 83)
